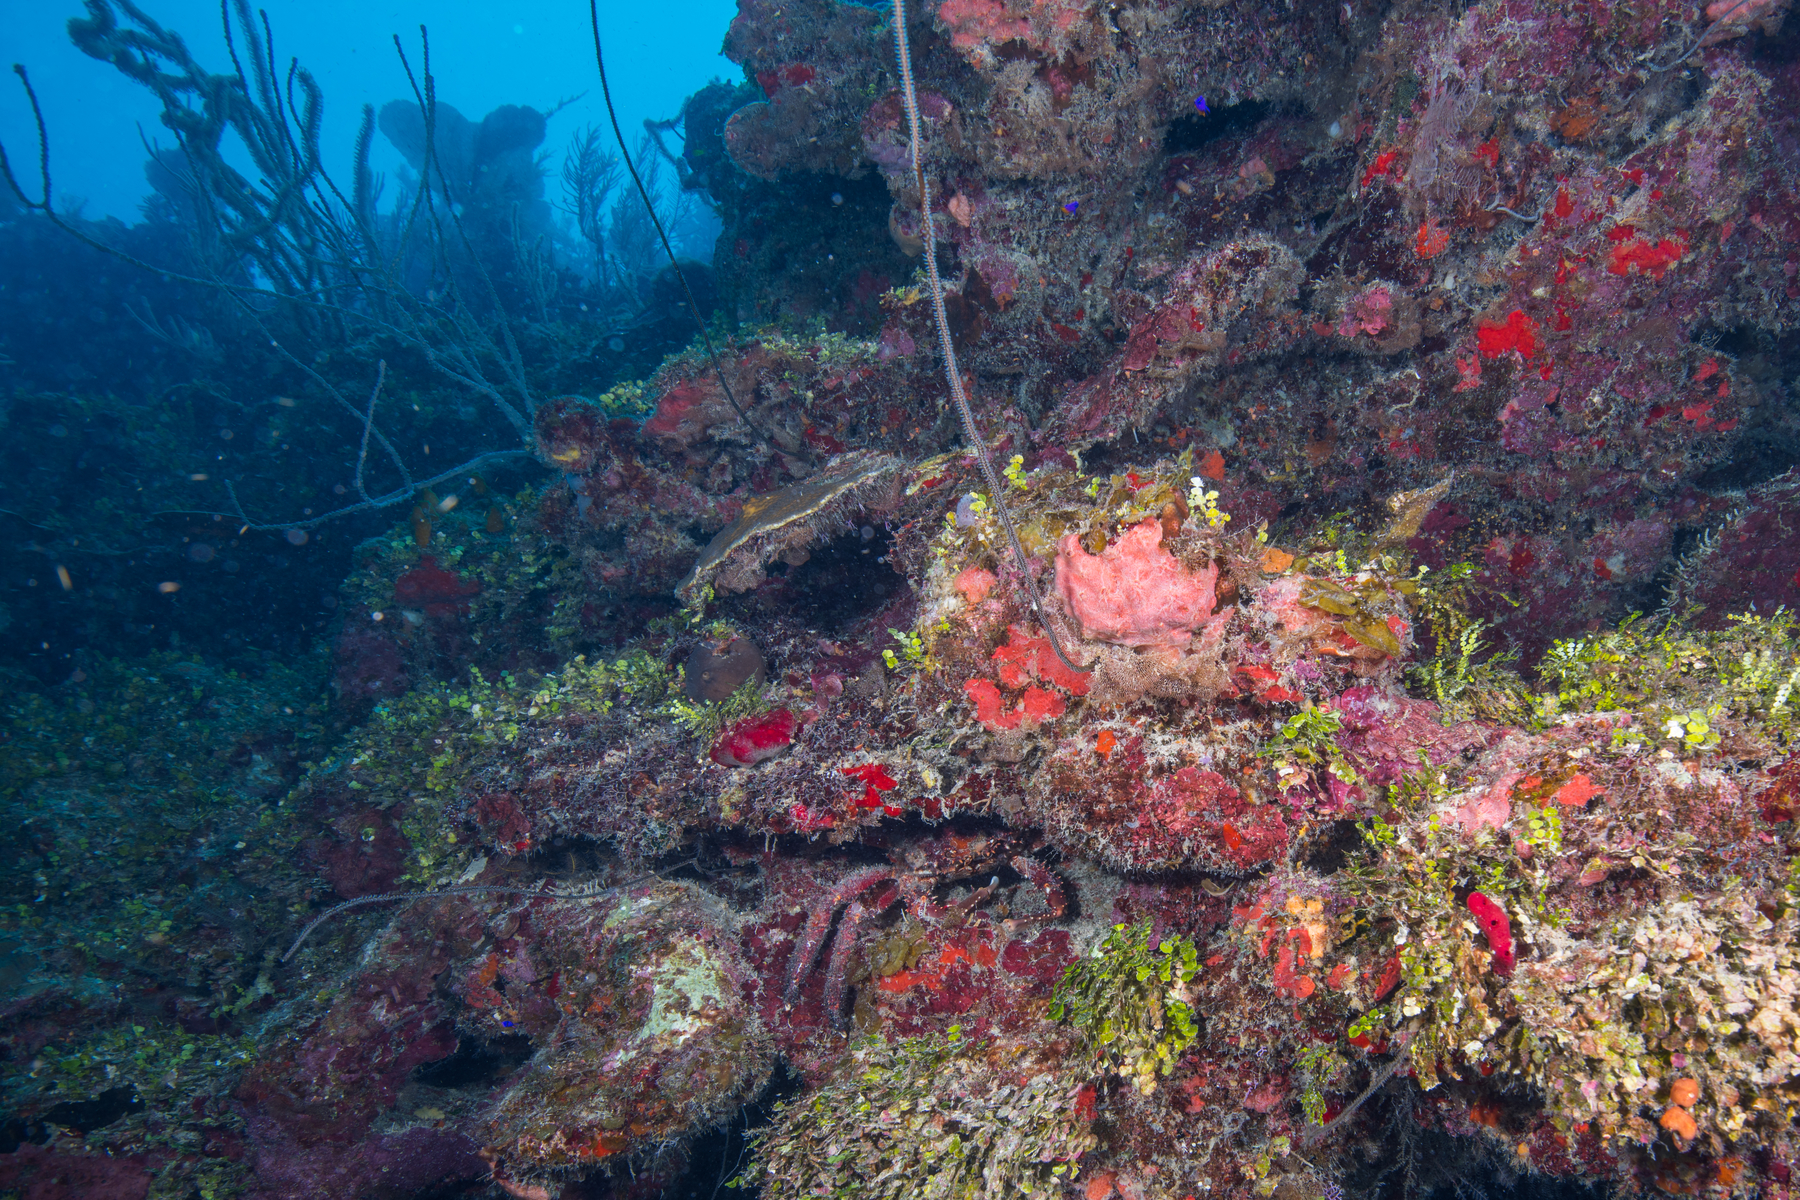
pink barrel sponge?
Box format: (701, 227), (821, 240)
(1054, 520), (1219, 647)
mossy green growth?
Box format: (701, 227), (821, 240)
(1294, 509), (1362, 564)
(1267, 706), (1344, 764)
(659, 670), (766, 741)
(1187, 480), (1232, 530)
(594, 378), (653, 419)
(1263, 706), (1360, 787)
(1389, 561), (1533, 723)
(1293, 1045), (1349, 1128)
(1243, 1135), (1293, 1198)
(1536, 609), (1800, 749)
(1338, 759), (1547, 1090)
(1051, 921), (1200, 1094)
(0, 651), (329, 1009)
(882, 619), (950, 674)
(20, 1019), (258, 1105)
(753, 327), (881, 372)
(1506, 884), (1800, 1147)
(1409, 618), (1533, 725)
(332, 650), (674, 881)
(1403, 562), (1532, 725)
(1343, 697), (1800, 1136)
(0, 650), (329, 805)
(882, 627), (928, 672)
(1298, 577), (1402, 657)
(738, 1027), (1097, 1200)
(3, 1017), (259, 1198)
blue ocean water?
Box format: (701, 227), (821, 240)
(3, 1), (739, 223)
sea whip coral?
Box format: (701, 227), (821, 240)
(890, 0), (1084, 677)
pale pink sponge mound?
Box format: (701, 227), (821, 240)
(1054, 520), (1219, 648)
(953, 566), (999, 603)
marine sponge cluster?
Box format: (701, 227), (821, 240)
(232, 429), (1800, 1197)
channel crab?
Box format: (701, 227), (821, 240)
(782, 829), (1070, 1029)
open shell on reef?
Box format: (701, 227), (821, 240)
(677, 451), (903, 602)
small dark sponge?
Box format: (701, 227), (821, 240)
(684, 637), (766, 703)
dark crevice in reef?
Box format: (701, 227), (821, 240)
(627, 1066), (804, 1200)
(1300, 819), (1364, 876)
(1346, 1088), (1616, 1200)
(0, 1086), (144, 1151)
(760, 525), (909, 631)
(411, 1034), (533, 1090)
(1689, 323), (1800, 494)
(1163, 99), (1283, 154)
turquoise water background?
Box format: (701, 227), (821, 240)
(1, 0), (739, 221)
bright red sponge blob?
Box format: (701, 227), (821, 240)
(711, 708), (797, 768)
(1476, 309), (1538, 360)
(1466, 891), (1515, 976)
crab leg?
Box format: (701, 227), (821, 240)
(822, 899), (870, 1031)
(783, 866), (894, 1003)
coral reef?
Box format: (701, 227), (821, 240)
(221, 432), (1799, 1197)
(6, 0), (1800, 1194)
